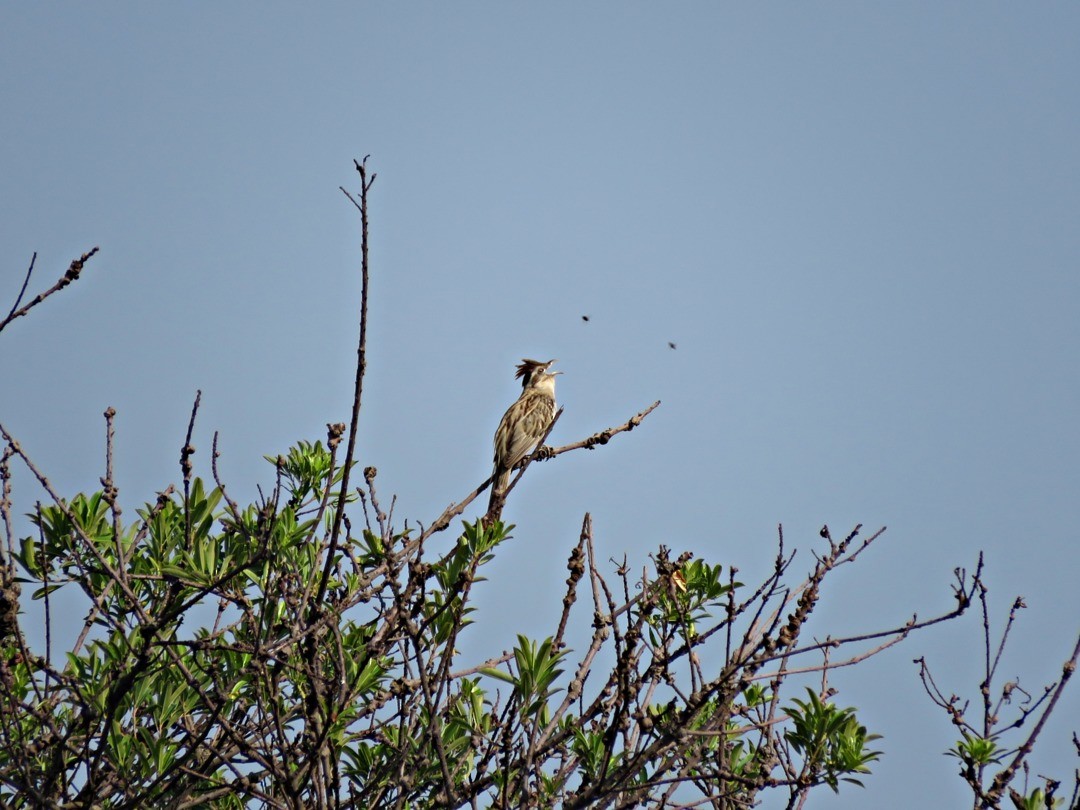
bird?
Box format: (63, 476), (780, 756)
(487, 359), (561, 516)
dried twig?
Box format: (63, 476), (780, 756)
(0, 248), (99, 334)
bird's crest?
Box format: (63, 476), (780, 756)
(515, 358), (555, 387)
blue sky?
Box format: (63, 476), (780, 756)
(2, 5), (1078, 806)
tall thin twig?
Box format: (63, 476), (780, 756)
(314, 158), (375, 610)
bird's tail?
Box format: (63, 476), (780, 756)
(486, 468), (511, 518)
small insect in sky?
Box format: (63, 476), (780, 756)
(581, 315), (590, 322)
(668, 342), (677, 350)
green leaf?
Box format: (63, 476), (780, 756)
(479, 667), (515, 684)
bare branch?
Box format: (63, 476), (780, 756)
(314, 158), (375, 610)
(0, 247), (99, 334)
